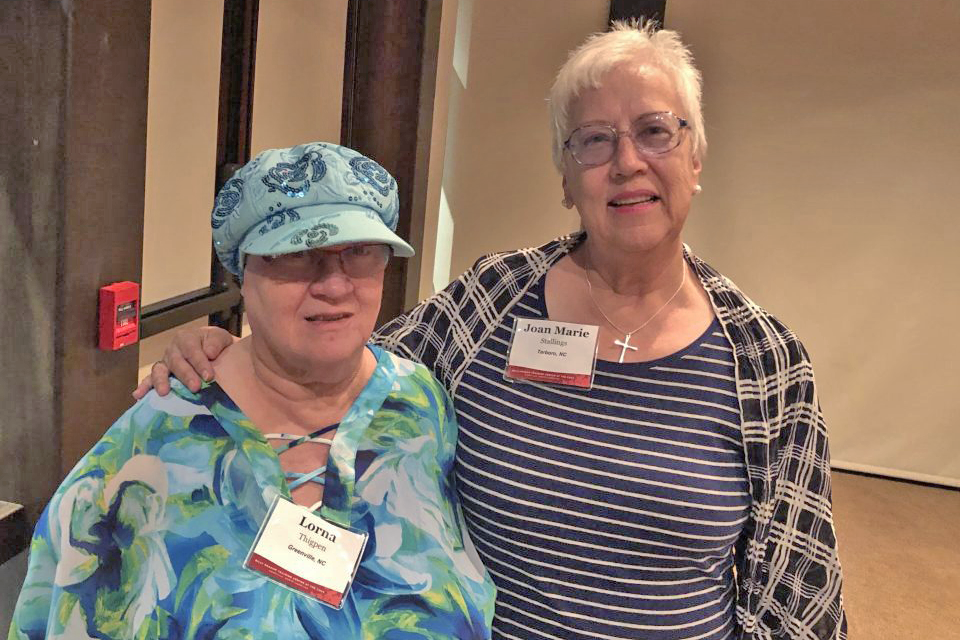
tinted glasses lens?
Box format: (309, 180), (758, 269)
(340, 244), (391, 277)
(569, 126), (617, 166)
(632, 113), (682, 153)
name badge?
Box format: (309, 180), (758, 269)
(505, 318), (599, 389)
(245, 496), (368, 608)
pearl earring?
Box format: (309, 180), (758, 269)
(693, 184), (702, 195)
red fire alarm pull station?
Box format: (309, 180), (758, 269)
(98, 281), (140, 350)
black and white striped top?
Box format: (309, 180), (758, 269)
(376, 234), (846, 637)
(454, 275), (750, 640)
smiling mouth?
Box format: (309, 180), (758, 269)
(609, 195), (660, 207)
(305, 313), (351, 322)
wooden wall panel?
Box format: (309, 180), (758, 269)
(59, 1), (151, 473)
(342, 0), (442, 322)
(0, 0), (150, 526)
(0, 0), (67, 525)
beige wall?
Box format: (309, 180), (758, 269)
(141, 0), (222, 307)
(138, 1), (223, 378)
(437, 0), (607, 284)
(666, 1), (960, 484)
(249, 0), (347, 155)
(414, 0), (460, 301)
(432, 1), (959, 483)
(139, 0), (346, 378)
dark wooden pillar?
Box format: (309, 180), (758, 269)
(341, 0), (443, 323)
(0, 2), (66, 531)
(59, 1), (152, 474)
(210, 0), (259, 335)
(609, 0), (667, 26)
(0, 0), (150, 525)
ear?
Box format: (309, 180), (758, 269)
(561, 175), (573, 209)
(691, 154), (703, 182)
(239, 259), (250, 294)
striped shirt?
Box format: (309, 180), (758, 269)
(454, 275), (750, 640)
(374, 233), (847, 638)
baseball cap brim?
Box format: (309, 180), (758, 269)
(239, 203), (415, 268)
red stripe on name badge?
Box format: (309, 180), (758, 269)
(247, 553), (345, 607)
(506, 365), (591, 388)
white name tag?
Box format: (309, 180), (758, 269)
(245, 496), (368, 608)
(505, 318), (599, 389)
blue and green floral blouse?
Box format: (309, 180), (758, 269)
(8, 346), (495, 640)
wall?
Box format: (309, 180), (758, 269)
(666, 1), (960, 484)
(1, 0), (151, 628)
(0, 2), (64, 521)
(249, 0), (347, 156)
(137, 1), (224, 383)
(414, 0), (460, 300)
(137, 0), (347, 382)
(141, 0), (222, 308)
(0, 15), (67, 627)
(430, 0), (959, 484)
(436, 0), (608, 286)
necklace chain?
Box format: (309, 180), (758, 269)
(583, 252), (687, 339)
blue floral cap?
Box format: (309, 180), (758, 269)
(211, 142), (414, 276)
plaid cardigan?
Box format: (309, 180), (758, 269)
(373, 232), (847, 639)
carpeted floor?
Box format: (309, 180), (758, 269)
(831, 471), (960, 639)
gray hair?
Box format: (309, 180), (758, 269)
(548, 19), (706, 170)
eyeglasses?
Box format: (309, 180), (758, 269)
(258, 243), (391, 280)
(564, 111), (689, 167)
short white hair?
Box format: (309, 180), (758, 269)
(548, 19), (706, 171)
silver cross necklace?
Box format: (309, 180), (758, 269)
(583, 252), (687, 363)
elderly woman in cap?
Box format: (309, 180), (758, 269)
(8, 143), (495, 640)
(137, 22), (846, 640)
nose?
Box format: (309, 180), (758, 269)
(610, 132), (649, 178)
(306, 254), (353, 297)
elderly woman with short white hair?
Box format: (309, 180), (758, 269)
(140, 22), (846, 640)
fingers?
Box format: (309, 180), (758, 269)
(133, 325), (231, 400)
(132, 361), (171, 399)
(166, 327), (218, 391)
(164, 348), (203, 393)
(132, 373), (153, 400)
(199, 327), (235, 372)
(150, 360), (174, 395)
